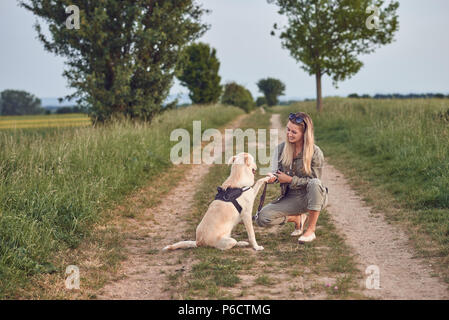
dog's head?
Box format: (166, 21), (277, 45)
(228, 152), (257, 174)
(223, 152), (257, 188)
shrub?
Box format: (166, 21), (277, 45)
(221, 82), (255, 113)
(256, 96), (267, 106)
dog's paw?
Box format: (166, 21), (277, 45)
(236, 241), (249, 247)
(253, 245), (264, 251)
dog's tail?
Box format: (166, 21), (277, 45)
(162, 240), (197, 251)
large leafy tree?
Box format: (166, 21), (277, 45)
(20, 0), (209, 123)
(0, 90), (44, 115)
(256, 77), (286, 106)
(176, 42), (222, 104)
(268, 0), (399, 111)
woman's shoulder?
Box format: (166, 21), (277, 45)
(313, 144), (324, 158)
(277, 141), (286, 153)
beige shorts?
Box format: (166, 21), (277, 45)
(255, 178), (328, 227)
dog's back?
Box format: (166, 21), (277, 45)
(196, 200), (241, 244)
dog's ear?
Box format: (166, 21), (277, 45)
(227, 155), (236, 165)
(244, 153), (251, 166)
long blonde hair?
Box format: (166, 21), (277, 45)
(280, 112), (315, 175)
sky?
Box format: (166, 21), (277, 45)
(0, 0), (448, 103)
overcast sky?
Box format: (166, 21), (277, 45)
(1, 0), (448, 101)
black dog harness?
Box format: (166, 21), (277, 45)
(215, 186), (251, 214)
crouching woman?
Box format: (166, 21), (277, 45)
(255, 112), (329, 243)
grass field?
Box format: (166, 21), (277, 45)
(271, 97), (449, 283)
(2, 98), (448, 298)
(0, 104), (243, 298)
(0, 113), (90, 129)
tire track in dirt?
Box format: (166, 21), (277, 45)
(97, 114), (248, 300)
(271, 113), (448, 299)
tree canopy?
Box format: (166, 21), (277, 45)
(0, 90), (44, 116)
(176, 42), (222, 105)
(20, 0), (209, 123)
(221, 82), (255, 113)
(256, 78), (286, 106)
(268, 0), (399, 111)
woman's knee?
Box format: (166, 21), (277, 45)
(306, 178), (328, 211)
(307, 179), (327, 195)
(255, 207), (286, 228)
(255, 208), (271, 227)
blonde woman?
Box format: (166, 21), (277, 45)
(255, 112), (328, 243)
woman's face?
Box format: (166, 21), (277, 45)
(286, 120), (304, 144)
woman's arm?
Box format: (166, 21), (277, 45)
(289, 146), (324, 188)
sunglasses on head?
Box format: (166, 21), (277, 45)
(289, 113), (305, 125)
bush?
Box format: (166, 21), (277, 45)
(221, 82), (255, 113)
(256, 96), (267, 106)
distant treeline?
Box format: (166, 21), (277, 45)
(348, 93), (449, 99)
(47, 106), (87, 114)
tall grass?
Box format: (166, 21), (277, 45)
(273, 98), (449, 277)
(0, 104), (243, 297)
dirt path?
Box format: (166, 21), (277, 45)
(271, 113), (448, 299)
(97, 114), (248, 299)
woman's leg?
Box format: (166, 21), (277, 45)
(303, 210), (319, 237)
(286, 214), (307, 231)
(302, 178), (328, 237)
(255, 198), (302, 228)
(286, 214), (301, 225)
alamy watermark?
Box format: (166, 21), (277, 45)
(366, 5), (380, 30)
(65, 265), (80, 289)
(365, 265), (381, 289)
(66, 5), (80, 29)
(170, 121), (279, 175)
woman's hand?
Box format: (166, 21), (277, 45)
(266, 173), (277, 184)
(276, 170), (293, 184)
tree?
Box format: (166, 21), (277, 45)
(256, 96), (267, 106)
(256, 78), (286, 106)
(268, 0), (399, 112)
(0, 90), (44, 115)
(221, 82), (255, 113)
(20, 0), (209, 123)
(176, 42), (222, 104)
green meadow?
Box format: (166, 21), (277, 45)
(272, 97), (449, 282)
(0, 113), (90, 129)
(0, 104), (243, 298)
(1, 97), (448, 298)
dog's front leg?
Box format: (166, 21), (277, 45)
(252, 176), (270, 196)
(241, 209), (264, 251)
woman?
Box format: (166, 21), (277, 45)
(255, 112), (328, 243)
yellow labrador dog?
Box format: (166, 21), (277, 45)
(163, 152), (269, 251)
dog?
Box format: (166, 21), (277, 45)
(162, 152), (270, 251)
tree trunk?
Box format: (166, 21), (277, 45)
(315, 71), (323, 112)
